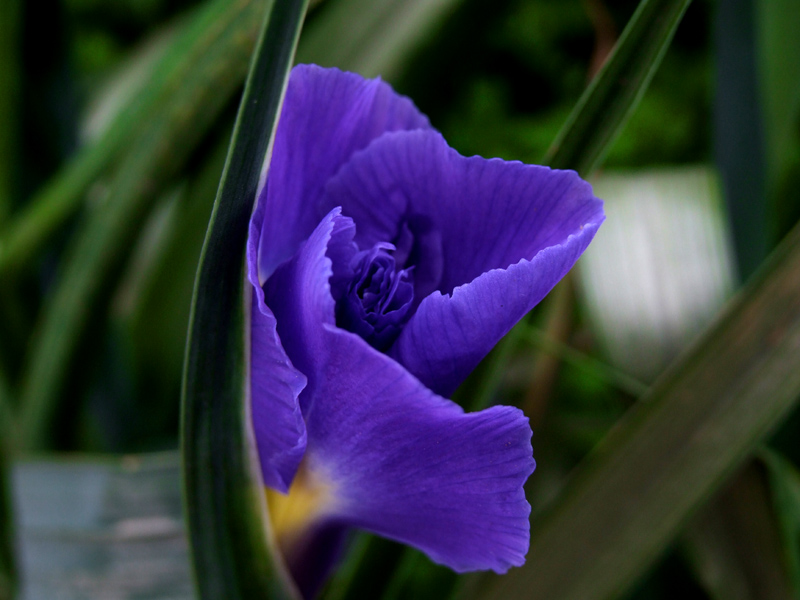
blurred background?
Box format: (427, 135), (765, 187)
(1, 0), (800, 598)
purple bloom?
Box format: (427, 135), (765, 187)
(247, 65), (604, 598)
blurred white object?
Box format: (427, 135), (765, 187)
(578, 167), (737, 382)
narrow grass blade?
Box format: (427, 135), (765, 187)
(545, 0), (693, 175)
(761, 448), (800, 596)
(714, 0), (767, 279)
(17, 0), (268, 450)
(682, 459), (795, 600)
(180, 0), (308, 597)
(756, 0), (800, 244)
(0, 0), (20, 226)
(476, 220), (800, 600)
(0, 0), (238, 276)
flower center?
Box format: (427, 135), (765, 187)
(336, 243), (414, 351)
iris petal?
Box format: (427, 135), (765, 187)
(247, 188), (308, 492)
(256, 64), (431, 283)
(249, 300), (308, 492)
(320, 129), (604, 394)
(262, 210), (535, 590)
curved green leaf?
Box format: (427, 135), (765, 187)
(17, 0), (268, 451)
(180, 0), (308, 597)
(476, 221), (800, 600)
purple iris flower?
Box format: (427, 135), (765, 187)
(247, 65), (604, 598)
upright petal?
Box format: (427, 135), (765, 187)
(247, 158), (308, 493)
(257, 65), (431, 282)
(264, 208), (352, 397)
(262, 210), (535, 588)
(250, 297), (308, 493)
(320, 129), (604, 394)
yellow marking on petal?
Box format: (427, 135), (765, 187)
(266, 461), (335, 551)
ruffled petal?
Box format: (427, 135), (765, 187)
(264, 209), (353, 401)
(247, 158), (309, 492)
(250, 297), (308, 493)
(391, 233), (599, 396)
(320, 129), (604, 394)
(306, 330), (535, 574)
(248, 61), (428, 490)
(263, 210), (535, 583)
(256, 65), (431, 283)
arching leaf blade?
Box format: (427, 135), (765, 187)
(180, 0), (308, 598)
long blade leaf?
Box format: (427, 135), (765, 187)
(180, 0), (307, 597)
(0, 0), (20, 226)
(0, 0), (236, 276)
(682, 459), (795, 600)
(476, 220), (800, 600)
(464, 0), (695, 412)
(545, 0), (693, 175)
(17, 0), (268, 451)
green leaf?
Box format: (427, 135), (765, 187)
(521, 325), (648, 399)
(682, 459), (795, 600)
(474, 220), (800, 600)
(0, 0), (20, 226)
(714, 0), (768, 279)
(180, 0), (307, 597)
(761, 448), (800, 596)
(544, 0), (693, 176)
(0, 0), (235, 276)
(756, 0), (800, 190)
(115, 127), (231, 444)
(17, 0), (268, 451)
(755, 0), (800, 244)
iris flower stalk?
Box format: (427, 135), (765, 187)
(247, 65), (604, 598)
